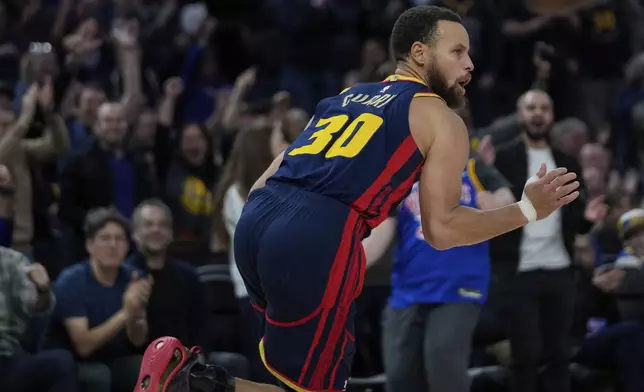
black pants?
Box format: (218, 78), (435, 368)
(500, 268), (575, 392)
(0, 350), (79, 392)
(574, 321), (644, 392)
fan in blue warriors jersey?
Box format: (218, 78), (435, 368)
(364, 158), (513, 392)
(133, 5), (580, 392)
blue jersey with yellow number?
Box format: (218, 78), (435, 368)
(270, 75), (441, 228)
(390, 159), (490, 307)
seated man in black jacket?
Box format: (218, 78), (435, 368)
(127, 199), (249, 377)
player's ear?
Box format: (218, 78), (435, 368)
(410, 41), (427, 66)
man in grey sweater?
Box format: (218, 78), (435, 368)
(0, 165), (79, 392)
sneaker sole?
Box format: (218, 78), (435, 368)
(135, 337), (188, 392)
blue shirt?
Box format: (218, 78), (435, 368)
(49, 262), (141, 362)
(0, 218), (12, 247)
(107, 155), (135, 218)
(390, 159), (505, 308)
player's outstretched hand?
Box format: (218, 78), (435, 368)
(524, 163), (580, 220)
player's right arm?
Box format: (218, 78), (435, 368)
(249, 151), (285, 196)
(409, 97), (580, 250)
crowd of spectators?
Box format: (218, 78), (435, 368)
(0, 0), (644, 391)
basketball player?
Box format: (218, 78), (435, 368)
(133, 5), (580, 392)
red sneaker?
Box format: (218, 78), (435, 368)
(134, 336), (200, 392)
(134, 336), (236, 392)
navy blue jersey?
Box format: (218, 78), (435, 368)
(271, 75), (442, 228)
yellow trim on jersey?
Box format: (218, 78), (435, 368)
(259, 339), (313, 392)
(413, 92), (441, 99)
(413, 92), (446, 103)
(413, 92), (447, 105)
(340, 86), (352, 94)
(467, 158), (485, 192)
(382, 74), (427, 85)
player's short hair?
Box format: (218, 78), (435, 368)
(390, 5), (462, 62)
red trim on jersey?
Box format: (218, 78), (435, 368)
(353, 135), (419, 218)
(265, 307), (323, 327)
(366, 162), (423, 228)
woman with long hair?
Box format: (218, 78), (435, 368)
(164, 123), (218, 260)
(211, 121), (287, 383)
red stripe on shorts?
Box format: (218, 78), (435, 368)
(297, 210), (360, 385)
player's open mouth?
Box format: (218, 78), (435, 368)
(455, 76), (470, 96)
(456, 81), (467, 96)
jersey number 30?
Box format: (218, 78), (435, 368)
(288, 113), (384, 158)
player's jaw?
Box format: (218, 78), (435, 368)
(452, 74), (471, 97)
(427, 68), (470, 109)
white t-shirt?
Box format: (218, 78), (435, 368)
(223, 184), (249, 298)
(518, 147), (571, 271)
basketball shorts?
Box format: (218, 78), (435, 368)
(234, 181), (368, 392)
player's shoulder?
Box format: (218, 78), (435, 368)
(409, 97), (466, 156)
(409, 95), (464, 133)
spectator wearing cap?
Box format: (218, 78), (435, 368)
(568, 208), (644, 392)
(594, 208), (644, 322)
(46, 208), (149, 392)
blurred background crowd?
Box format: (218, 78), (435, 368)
(1, 0), (644, 391)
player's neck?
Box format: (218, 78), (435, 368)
(394, 64), (428, 86)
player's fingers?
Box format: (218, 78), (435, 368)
(540, 167), (567, 184)
(535, 163), (547, 178)
(554, 181), (579, 199)
(551, 172), (577, 188)
(558, 191), (580, 206)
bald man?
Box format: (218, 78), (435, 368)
(487, 90), (598, 392)
(58, 102), (155, 261)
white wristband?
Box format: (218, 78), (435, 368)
(518, 199), (537, 223)
(519, 174), (540, 223)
